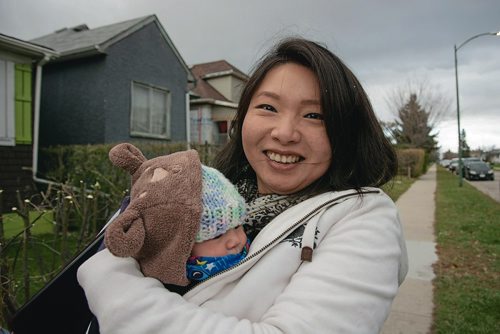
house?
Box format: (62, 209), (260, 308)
(483, 149), (500, 163)
(492, 151), (500, 163)
(189, 60), (248, 145)
(0, 33), (57, 209)
(30, 15), (194, 147)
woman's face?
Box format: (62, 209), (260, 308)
(242, 63), (332, 195)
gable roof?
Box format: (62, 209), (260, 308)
(31, 15), (193, 81)
(0, 33), (57, 60)
(190, 60), (248, 101)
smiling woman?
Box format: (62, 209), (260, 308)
(77, 37), (408, 334)
(242, 63), (331, 195)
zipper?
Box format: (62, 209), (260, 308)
(184, 189), (380, 294)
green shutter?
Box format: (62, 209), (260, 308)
(15, 64), (32, 144)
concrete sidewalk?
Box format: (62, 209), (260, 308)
(381, 165), (438, 334)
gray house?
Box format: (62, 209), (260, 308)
(31, 15), (194, 147)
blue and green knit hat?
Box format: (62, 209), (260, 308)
(195, 166), (247, 243)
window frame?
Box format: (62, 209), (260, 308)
(130, 81), (171, 139)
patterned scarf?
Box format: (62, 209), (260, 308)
(236, 177), (310, 240)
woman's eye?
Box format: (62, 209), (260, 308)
(304, 113), (324, 120)
(256, 104), (276, 112)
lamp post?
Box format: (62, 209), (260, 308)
(454, 31), (500, 186)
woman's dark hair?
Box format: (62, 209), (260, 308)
(213, 37), (397, 194)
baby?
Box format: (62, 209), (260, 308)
(104, 143), (249, 285)
(185, 165), (250, 281)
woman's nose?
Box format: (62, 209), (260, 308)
(270, 115), (300, 143)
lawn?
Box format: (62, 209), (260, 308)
(433, 167), (500, 333)
(382, 175), (415, 202)
(1, 210), (89, 312)
(2, 211), (54, 238)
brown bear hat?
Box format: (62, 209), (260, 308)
(104, 143), (203, 286)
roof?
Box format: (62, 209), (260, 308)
(192, 60), (248, 80)
(190, 60), (248, 101)
(30, 15), (193, 81)
(0, 33), (57, 60)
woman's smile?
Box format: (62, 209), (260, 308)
(265, 150), (304, 164)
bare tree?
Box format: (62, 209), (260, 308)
(385, 77), (452, 128)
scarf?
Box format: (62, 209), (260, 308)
(236, 177), (310, 240)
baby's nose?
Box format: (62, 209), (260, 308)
(226, 231), (242, 250)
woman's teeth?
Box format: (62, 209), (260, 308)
(267, 152), (301, 164)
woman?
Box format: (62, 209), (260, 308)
(78, 37), (408, 333)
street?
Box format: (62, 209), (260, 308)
(465, 171), (500, 203)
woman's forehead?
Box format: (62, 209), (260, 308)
(253, 63), (320, 101)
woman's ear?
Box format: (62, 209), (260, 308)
(109, 143), (147, 175)
(104, 209), (145, 258)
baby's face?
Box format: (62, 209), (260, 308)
(191, 226), (247, 257)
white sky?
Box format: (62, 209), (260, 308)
(1, 0), (499, 154)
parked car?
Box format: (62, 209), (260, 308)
(461, 157), (483, 175)
(448, 159), (459, 173)
(464, 161), (495, 181)
(440, 159), (451, 168)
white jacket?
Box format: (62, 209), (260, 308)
(78, 188), (408, 334)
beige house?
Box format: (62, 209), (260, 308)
(189, 60), (248, 145)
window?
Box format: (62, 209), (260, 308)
(0, 60), (31, 146)
(131, 82), (170, 139)
(216, 120), (231, 145)
(0, 58), (15, 146)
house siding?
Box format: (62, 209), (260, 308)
(0, 145), (34, 210)
(39, 55), (106, 146)
(39, 21), (189, 147)
(102, 21), (189, 143)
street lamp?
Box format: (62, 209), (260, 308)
(454, 31), (500, 186)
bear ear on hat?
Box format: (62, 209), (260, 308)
(109, 143), (146, 175)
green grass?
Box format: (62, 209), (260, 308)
(3, 232), (81, 303)
(2, 211), (54, 238)
(433, 167), (500, 333)
(1, 210), (91, 310)
(382, 175), (415, 202)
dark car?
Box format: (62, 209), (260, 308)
(464, 161), (495, 181)
(448, 160), (459, 173)
(461, 157), (482, 173)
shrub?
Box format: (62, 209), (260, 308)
(39, 142), (221, 202)
(396, 148), (426, 177)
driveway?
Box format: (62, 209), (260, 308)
(465, 170), (500, 203)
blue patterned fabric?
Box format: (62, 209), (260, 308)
(186, 239), (251, 281)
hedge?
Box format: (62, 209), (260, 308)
(396, 148), (426, 178)
(38, 142), (221, 202)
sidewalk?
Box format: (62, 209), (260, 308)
(381, 165), (438, 334)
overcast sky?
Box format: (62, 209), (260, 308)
(1, 0), (499, 154)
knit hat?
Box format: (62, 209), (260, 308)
(196, 166), (247, 243)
